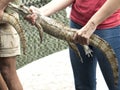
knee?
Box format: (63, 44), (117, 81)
(0, 57), (16, 76)
(0, 59), (11, 76)
(0, 64), (10, 76)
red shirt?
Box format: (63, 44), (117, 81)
(70, 0), (120, 29)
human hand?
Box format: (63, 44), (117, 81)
(73, 22), (97, 45)
(25, 6), (39, 25)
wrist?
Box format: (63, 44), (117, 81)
(85, 21), (97, 31)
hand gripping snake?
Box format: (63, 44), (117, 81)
(1, 3), (118, 87)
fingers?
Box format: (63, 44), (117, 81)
(25, 6), (38, 25)
(27, 14), (37, 24)
(73, 30), (89, 45)
(73, 32), (78, 43)
(29, 6), (38, 14)
(80, 34), (89, 45)
(29, 6), (35, 13)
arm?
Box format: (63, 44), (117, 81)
(0, 0), (13, 19)
(74, 0), (120, 45)
(26, 0), (74, 24)
(88, 0), (120, 26)
(0, 0), (13, 10)
(37, 0), (74, 16)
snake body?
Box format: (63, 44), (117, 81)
(0, 13), (26, 54)
(5, 3), (119, 86)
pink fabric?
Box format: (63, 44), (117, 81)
(70, 0), (120, 29)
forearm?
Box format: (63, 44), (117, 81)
(73, 0), (120, 45)
(87, 0), (120, 27)
(0, 0), (13, 10)
(38, 0), (74, 16)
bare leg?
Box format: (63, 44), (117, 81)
(0, 73), (8, 90)
(0, 56), (23, 90)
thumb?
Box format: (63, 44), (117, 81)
(73, 32), (78, 43)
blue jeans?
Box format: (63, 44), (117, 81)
(69, 20), (120, 90)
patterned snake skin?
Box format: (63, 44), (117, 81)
(2, 3), (118, 87)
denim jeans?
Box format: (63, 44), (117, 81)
(69, 20), (120, 90)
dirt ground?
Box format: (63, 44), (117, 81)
(17, 49), (108, 90)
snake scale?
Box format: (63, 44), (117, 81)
(1, 3), (118, 86)
(0, 12), (26, 54)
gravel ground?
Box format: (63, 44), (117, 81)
(17, 49), (108, 90)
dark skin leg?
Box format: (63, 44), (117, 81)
(0, 73), (8, 90)
(0, 56), (23, 90)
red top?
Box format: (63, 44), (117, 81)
(70, 0), (120, 29)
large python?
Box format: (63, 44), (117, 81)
(1, 3), (118, 86)
(0, 11), (26, 54)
